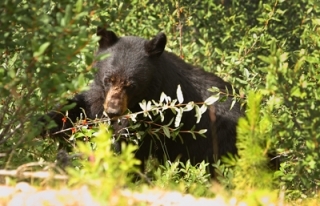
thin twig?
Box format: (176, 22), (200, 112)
(0, 169), (68, 180)
(0, 162), (68, 180)
(176, 0), (184, 58)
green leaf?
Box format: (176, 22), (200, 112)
(64, 4), (72, 25)
(312, 18), (320, 25)
(190, 131), (196, 140)
(230, 99), (236, 110)
(198, 129), (207, 135)
(258, 55), (271, 64)
(75, 0), (83, 13)
(61, 102), (77, 111)
(95, 52), (110, 61)
(34, 42), (50, 57)
(162, 126), (170, 138)
(208, 87), (220, 93)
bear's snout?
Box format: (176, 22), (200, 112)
(103, 88), (128, 118)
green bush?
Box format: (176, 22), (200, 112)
(1, 0), (320, 202)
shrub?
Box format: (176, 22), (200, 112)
(1, 0), (319, 201)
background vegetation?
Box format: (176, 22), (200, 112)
(1, 0), (319, 204)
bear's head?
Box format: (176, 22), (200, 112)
(95, 27), (167, 118)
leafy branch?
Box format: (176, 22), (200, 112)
(51, 85), (241, 142)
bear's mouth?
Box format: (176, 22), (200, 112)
(104, 108), (123, 118)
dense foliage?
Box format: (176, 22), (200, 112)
(1, 0), (319, 203)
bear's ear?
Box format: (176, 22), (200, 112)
(97, 27), (118, 49)
(145, 32), (167, 57)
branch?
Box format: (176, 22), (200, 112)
(0, 169), (68, 180)
(0, 162), (68, 180)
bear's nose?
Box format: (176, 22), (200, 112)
(105, 104), (122, 118)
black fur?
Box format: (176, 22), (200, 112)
(44, 28), (242, 175)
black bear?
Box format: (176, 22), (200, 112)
(45, 27), (242, 175)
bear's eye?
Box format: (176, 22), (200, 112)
(126, 83), (136, 91)
(104, 77), (115, 85)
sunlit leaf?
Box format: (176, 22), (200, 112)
(174, 108), (183, 128)
(204, 94), (220, 105)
